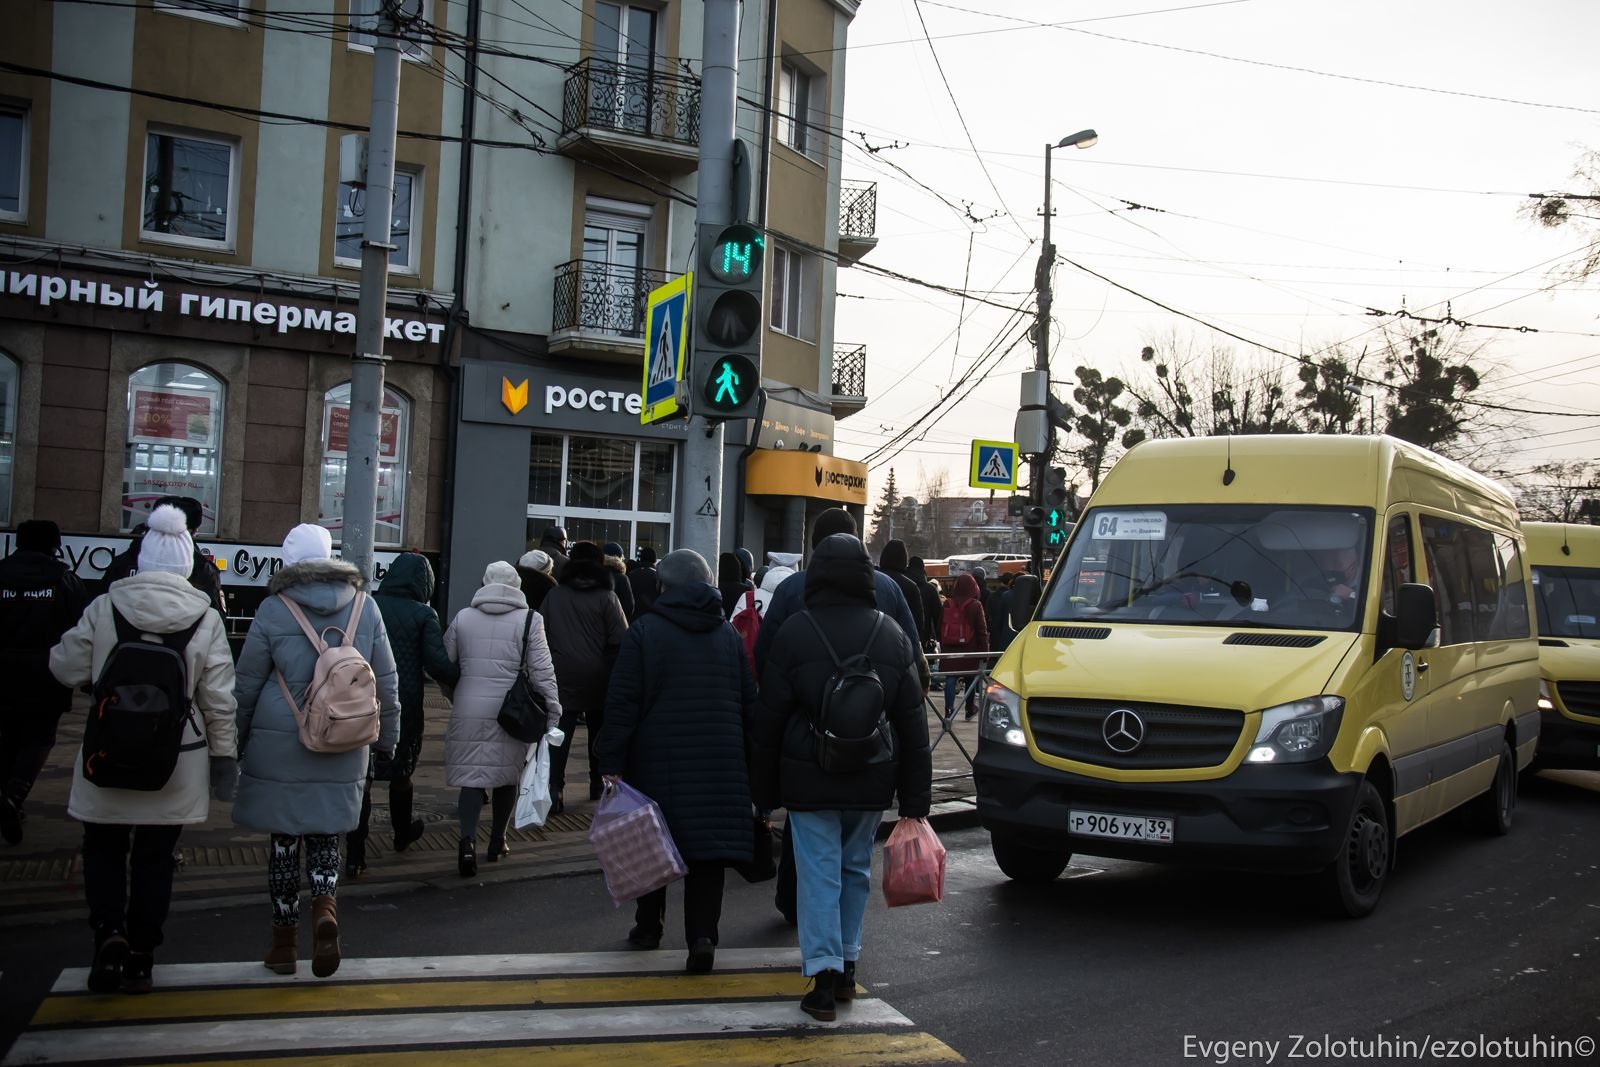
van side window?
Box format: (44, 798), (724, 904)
(1487, 535), (1532, 640)
(1380, 515), (1413, 616)
(1421, 516), (1475, 645)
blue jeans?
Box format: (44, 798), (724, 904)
(788, 809), (882, 977)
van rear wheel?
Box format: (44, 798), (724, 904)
(1469, 740), (1517, 836)
(991, 835), (1071, 883)
(1321, 780), (1390, 919)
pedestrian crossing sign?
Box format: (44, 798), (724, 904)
(641, 273), (691, 425)
(970, 439), (1019, 490)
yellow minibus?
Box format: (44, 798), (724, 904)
(1523, 521), (1600, 769)
(975, 436), (1539, 917)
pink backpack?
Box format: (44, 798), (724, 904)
(273, 592), (381, 754)
(730, 589), (761, 677)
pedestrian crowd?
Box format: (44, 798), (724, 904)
(0, 501), (999, 1022)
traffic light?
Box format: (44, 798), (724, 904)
(691, 222), (764, 420)
(1022, 505), (1046, 529)
(1042, 467), (1072, 544)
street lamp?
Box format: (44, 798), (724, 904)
(1343, 381), (1377, 434)
(1024, 128), (1097, 575)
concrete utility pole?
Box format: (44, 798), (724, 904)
(679, 0), (741, 565)
(343, 0), (405, 586)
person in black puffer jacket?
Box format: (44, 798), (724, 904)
(541, 541), (628, 811)
(877, 539), (928, 649)
(602, 542), (636, 622)
(595, 549), (756, 973)
(717, 551), (754, 620)
(515, 550), (559, 611)
(346, 552), (459, 875)
(752, 533), (931, 1021)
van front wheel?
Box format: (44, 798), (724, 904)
(991, 835), (1071, 883)
(1321, 780), (1390, 919)
(1468, 740), (1517, 837)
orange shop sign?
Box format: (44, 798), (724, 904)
(746, 449), (869, 506)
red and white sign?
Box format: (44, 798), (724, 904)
(130, 388), (217, 449)
(325, 405), (402, 461)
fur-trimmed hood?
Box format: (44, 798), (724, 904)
(269, 558), (363, 614)
(602, 556), (628, 577)
(563, 556), (614, 592)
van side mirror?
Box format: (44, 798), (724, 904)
(1011, 574), (1041, 630)
(1393, 583), (1439, 650)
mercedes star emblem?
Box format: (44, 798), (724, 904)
(1102, 709), (1146, 754)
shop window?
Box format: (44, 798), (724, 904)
(523, 433), (675, 558)
(0, 353), (16, 527)
(123, 363), (225, 534)
(319, 383), (410, 547)
(141, 128), (238, 250)
(770, 244), (815, 341)
(333, 168), (419, 273)
(349, 0), (430, 58)
(0, 104), (26, 222)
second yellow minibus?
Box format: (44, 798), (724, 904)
(975, 436), (1540, 917)
(1523, 521), (1600, 769)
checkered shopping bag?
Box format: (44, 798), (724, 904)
(587, 779), (688, 907)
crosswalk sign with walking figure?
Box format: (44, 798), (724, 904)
(641, 274), (692, 425)
(969, 439), (1020, 490)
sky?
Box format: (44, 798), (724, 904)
(826, 0), (1600, 502)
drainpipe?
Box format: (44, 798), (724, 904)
(436, 0), (481, 608)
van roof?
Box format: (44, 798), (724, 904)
(1093, 435), (1520, 532)
(1523, 521), (1600, 567)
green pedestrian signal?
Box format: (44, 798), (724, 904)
(702, 354), (757, 413)
(1047, 528), (1068, 548)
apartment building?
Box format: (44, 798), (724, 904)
(0, 0), (876, 614)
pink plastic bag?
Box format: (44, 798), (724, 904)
(587, 779), (688, 908)
(882, 816), (947, 907)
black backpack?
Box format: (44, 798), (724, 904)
(799, 610), (895, 774)
(82, 609), (203, 791)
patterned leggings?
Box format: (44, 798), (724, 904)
(268, 833), (340, 928)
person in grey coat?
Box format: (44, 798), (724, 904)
(233, 524), (401, 979)
(443, 561), (562, 878)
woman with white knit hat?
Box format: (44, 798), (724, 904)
(443, 561), (562, 877)
(232, 523), (401, 978)
(48, 504), (239, 994)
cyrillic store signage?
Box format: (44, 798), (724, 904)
(746, 448), (870, 505)
(0, 532), (404, 589)
(460, 361), (689, 437)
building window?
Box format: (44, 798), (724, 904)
(349, 0), (430, 58)
(319, 383), (410, 547)
(141, 129), (238, 249)
(153, 0), (245, 24)
(334, 168), (419, 273)
(0, 105), (27, 223)
(123, 363), (225, 534)
(777, 61), (818, 157)
(0, 354), (16, 527)
(770, 244), (815, 341)
(579, 196), (650, 335)
(526, 433), (674, 558)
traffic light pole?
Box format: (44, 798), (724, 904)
(344, 2), (403, 586)
(681, 0), (740, 566)
(1028, 144), (1057, 578)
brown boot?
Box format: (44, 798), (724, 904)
(264, 926), (298, 975)
(311, 896), (341, 978)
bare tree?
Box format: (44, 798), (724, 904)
(1511, 461), (1600, 524)
(1522, 146), (1600, 283)
(1128, 332), (1298, 439)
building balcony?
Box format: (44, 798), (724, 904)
(831, 343), (867, 420)
(559, 57), (700, 174)
(549, 260), (669, 363)
(838, 181), (879, 266)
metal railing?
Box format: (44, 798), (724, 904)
(551, 260), (669, 338)
(560, 57), (700, 147)
(840, 180), (878, 240)
(832, 343), (867, 398)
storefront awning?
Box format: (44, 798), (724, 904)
(745, 449), (869, 506)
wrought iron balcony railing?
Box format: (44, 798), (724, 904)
(833, 344), (867, 398)
(552, 260), (669, 339)
(561, 57), (700, 147)
(840, 181), (877, 240)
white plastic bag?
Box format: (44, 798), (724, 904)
(513, 737), (552, 829)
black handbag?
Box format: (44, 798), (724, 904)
(496, 610), (549, 744)
(733, 813), (779, 884)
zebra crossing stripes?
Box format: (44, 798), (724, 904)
(6, 948), (964, 1066)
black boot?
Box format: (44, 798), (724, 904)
(800, 969), (839, 1022)
(685, 937), (715, 975)
(344, 834), (367, 879)
(837, 960), (857, 1001)
(121, 952), (154, 995)
(458, 838), (476, 878)
(0, 797), (22, 845)
(391, 780), (424, 852)
(88, 931), (129, 994)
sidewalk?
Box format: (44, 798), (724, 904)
(0, 687), (982, 923)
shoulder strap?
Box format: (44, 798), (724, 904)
(518, 608), (534, 674)
(802, 610), (883, 668)
(109, 606), (202, 652)
(277, 595), (328, 654)
(743, 588), (758, 615)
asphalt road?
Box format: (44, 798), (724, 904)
(3, 771), (1598, 1066)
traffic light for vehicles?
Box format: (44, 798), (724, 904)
(1022, 505), (1046, 529)
(690, 222), (764, 420)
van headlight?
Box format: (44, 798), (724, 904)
(980, 681), (1028, 747)
(1244, 696), (1344, 764)
(1537, 680), (1554, 712)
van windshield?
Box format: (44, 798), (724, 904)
(1532, 566), (1600, 639)
(1040, 504), (1374, 632)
